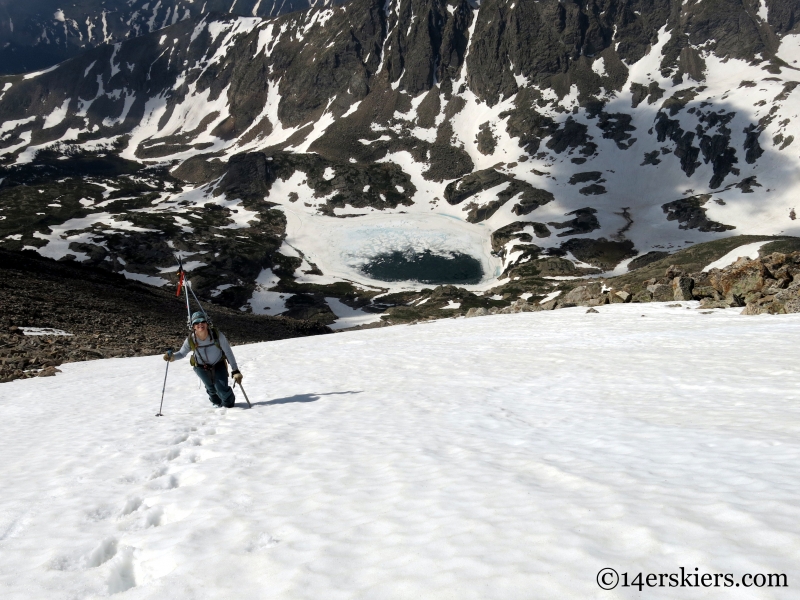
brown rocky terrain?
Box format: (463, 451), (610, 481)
(0, 249), (330, 383)
(499, 251), (800, 315)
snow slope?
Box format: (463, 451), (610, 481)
(1, 303), (799, 598)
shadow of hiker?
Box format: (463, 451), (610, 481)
(252, 390), (363, 407)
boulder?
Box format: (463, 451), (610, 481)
(649, 283), (673, 302)
(709, 258), (768, 300)
(741, 303), (768, 315)
(608, 291), (625, 303)
(615, 290), (631, 303)
(691, 271), (713, 288)
(672, 275), (694, 301)
(740, 292), (779, 314)
(699, 298), (729, 309)
(37, 366), (61, 377)
(465, 307), (488, 318)
(540, 299), (558, 310)
(632, 289), (653, 303)
(762, 252), (787, 269)
(760, 278), (784, 295)
(586, 308), (599, 313)
(562, 282), (602, 305)
(692, 285), (720, 300)
(771, 287), (800, 314)
(501, 299), (538, 314)
(665, 264), (685, 279)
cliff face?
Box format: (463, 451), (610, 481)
(1, 0), (800, 315)
(0, 0), (337, 75)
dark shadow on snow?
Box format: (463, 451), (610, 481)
(251, 390), (363, 407)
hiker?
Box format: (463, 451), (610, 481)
(164, 312), (243, 408)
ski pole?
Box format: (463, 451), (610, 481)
(234, 380), (252, 408)
(156, 351), (172, 417)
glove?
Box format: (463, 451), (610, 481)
(163, 352), (174, 362)
(232, 370), (243, 384)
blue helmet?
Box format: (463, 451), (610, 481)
(191, 311), (207, 326)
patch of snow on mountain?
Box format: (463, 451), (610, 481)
(777, 33), (800, 64)
(758, 0), (769, 21)
(32, 212), (160, 263)
(119, 270), (170, 287)
(302, 8), (334, 34)
(21, 64), (60, 80)
(102, 92), (136, 128)
(377, 150), (445, 206)
(0, 131), (32, 159)
(109, 43), (122, 78)
(702, 241), (771, 272)
(20, 327), (72, 336)
(43, 98), (71, 130)
(289, 99), (337, 153)
(206, 17), (261, 60)
(119, 94), (170, 161)
(210, 283), (234, 297)
(234, 78), (299, 153)
(0, 116), (36, 136)
(325, 297), (382, 329)
(255, 22), (276, 57)
(246, 268), (287, 315)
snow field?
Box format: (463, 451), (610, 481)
(1, 303), (799, 598)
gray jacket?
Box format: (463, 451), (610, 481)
(172, 330), (239, 371)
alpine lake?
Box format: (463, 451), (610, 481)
(360, 250), (483, 285)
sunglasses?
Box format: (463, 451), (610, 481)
(193, 321), (207, 327)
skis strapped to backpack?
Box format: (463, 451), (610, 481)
(174, 253), (211, 329)
(174, 254), (225, 370)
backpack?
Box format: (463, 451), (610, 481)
(188, 326), (228, 372)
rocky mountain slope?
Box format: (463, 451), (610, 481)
(0, 0), (339, 75)
(0, 248), (330, 383)
(1, 0), (800, 322)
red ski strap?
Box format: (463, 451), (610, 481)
(176, 271), (185, 298)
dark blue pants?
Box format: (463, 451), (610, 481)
(194, 364), (235, 408)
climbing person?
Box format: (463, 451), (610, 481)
(163, 311), (243, 408)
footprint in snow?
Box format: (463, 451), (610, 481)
(143, 506), (163, 528)
(85, 537), (119, 568)
(48, 536), (119, 572)
(139, 446), (181, 463)
(85, 504), (116, 522)
(119, 497), (143, 517)
(245, 532), (280, 553)
(169, 433), (189, 445)
(107, 546), (136, 594)
(147, 474), (178, 491)
(148, 465), (168, 480)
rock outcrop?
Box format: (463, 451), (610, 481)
(537, 252), (800, 314)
